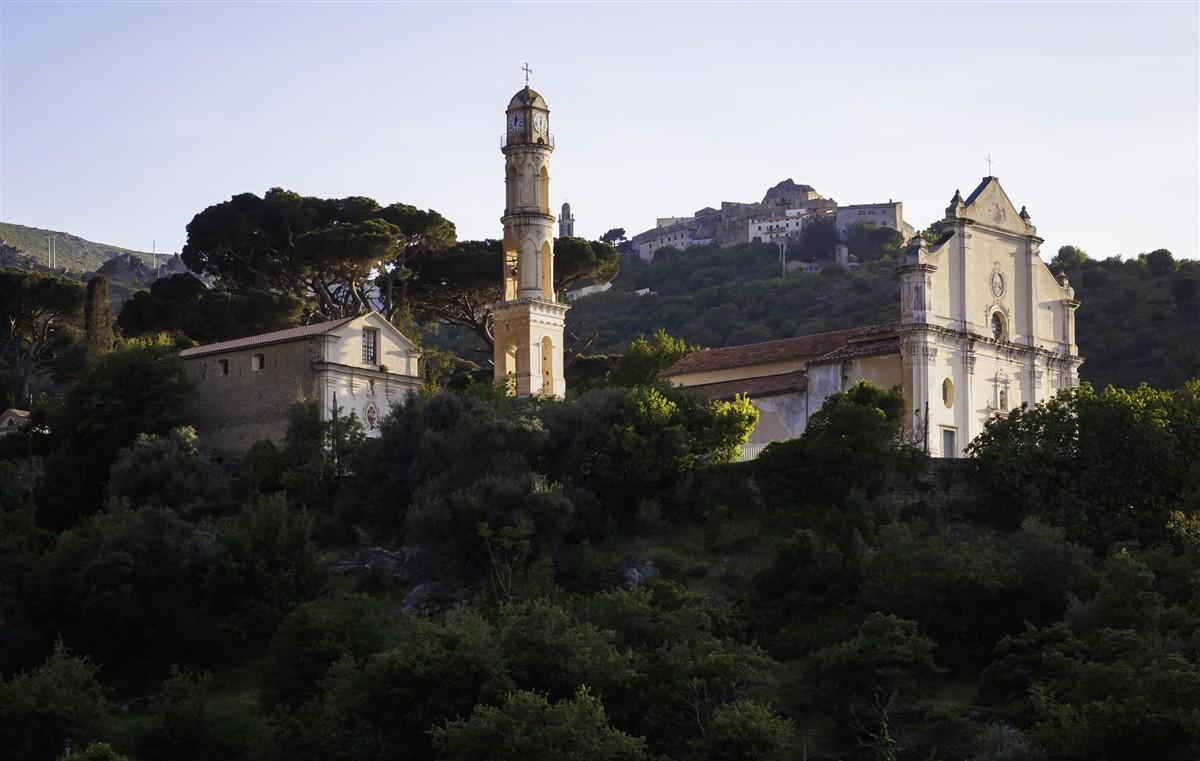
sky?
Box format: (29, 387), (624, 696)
(2, 1), (1197, 261)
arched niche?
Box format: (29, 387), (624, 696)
(505, 164), (517, 211)
(540, 336), (553, 395)
(538, 165), (550, 212)
(540, 240), (554, 299)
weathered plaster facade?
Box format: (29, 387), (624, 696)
(180, 312), (421, 456)
(898, 178), (1081, 455)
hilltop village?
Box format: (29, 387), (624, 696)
(630, 178), (915, 261)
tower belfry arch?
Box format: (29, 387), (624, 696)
(492, 78), (568, 397)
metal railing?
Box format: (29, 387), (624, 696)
(738, 443), (768, 462)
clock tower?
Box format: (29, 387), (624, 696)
(493, 83), (568, 397)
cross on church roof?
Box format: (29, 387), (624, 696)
(986, 153), (995, 177)
(522, 62), (532, 85)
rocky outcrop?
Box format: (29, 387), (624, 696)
(616, 559), (659, 587)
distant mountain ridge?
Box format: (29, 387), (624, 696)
(0, 221), (157, 274)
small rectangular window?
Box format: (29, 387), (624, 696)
(218, 359), (229, 377)
(942, 428), (957, 457)
(362, 328), (379, 365)
(252, 353), (265, 371)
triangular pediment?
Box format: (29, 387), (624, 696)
(959, 177), (1031, 235)
(347, 311), (421, 354)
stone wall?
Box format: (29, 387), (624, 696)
(182, 339), (321, 458)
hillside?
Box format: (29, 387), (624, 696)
(559, 242), (1199, 391)
(0, 221), (156, 274)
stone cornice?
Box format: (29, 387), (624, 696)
(492, 297), (570, 318)
(897, 322), (1083, 365)
(960, 218), (1044, 245)
(311, 361), (421, 381)
(501, 211), (557, 225)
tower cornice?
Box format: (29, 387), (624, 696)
(501, 211), (557, 224)
(502, 143), (554, 156)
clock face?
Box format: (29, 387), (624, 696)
(507, 113), (525, 133)
(532, 113), (547, 132)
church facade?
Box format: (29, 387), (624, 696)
(179, 311), (422, 456)
(663, 177), (1083, 457)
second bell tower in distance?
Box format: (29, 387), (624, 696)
(492, 77), (568, 398)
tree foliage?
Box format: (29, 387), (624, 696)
(606, 329), (696, 387)
(206, 493), (325, 645)
(36, 336), (190, 529)
(756, 381), (912, 512)
(0, 267), (85, 399)
(554, 236), (621, 292)
(107, 426), (226, 515)
(118, 273), (304, 344)
(33, 503), (215, 667)
(83, 276), (115, 365)
(182, 188), (456, 321)
(432, 688), (648, 761)
(969, 381), (1200, 549)
(0, 640), (110, 761)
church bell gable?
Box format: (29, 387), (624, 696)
(953, 176), (1036, 237)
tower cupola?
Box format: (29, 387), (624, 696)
(505, 86), (551, 147)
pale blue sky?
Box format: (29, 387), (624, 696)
(2, 1), (1197, 260)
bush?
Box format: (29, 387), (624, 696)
(0, 640), (110, 761)
(689, 700), (794, 761)
(432, 688), (647, 761)
(206, 494), (324, 645)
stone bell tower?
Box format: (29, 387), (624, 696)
(492, 81), (568, 397)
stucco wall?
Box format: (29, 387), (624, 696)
(746, 393), (809, 446)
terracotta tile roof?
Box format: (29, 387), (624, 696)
(179, 316), (357, 358)
(813, 335), (901, 363)
(680, 369), (808, 401)
(662, 320), (898, 376)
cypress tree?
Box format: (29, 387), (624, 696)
(84, 275), (115, 363)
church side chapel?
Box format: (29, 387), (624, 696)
(180, 311), (422, 455)
(663, 176), (1083, 457)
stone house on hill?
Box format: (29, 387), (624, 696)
(662, 176), (1083, 458)
(179, 311), (422, 456)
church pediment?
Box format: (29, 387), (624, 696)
(957, 177), (1033, 235)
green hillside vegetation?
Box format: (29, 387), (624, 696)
(1050, 245), (1200, 389)
(561, 240), (1199, 391)
(0, 222), (155, 274)
(3, 200), (1196, 758)
(1, 346), (1197, 760)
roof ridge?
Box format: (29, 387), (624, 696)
(690, 320), (894, 355)
(179, 313), (361, 358)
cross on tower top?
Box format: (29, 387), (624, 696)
(986, 153), (995, 177)
(522, 63), (532, 85)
